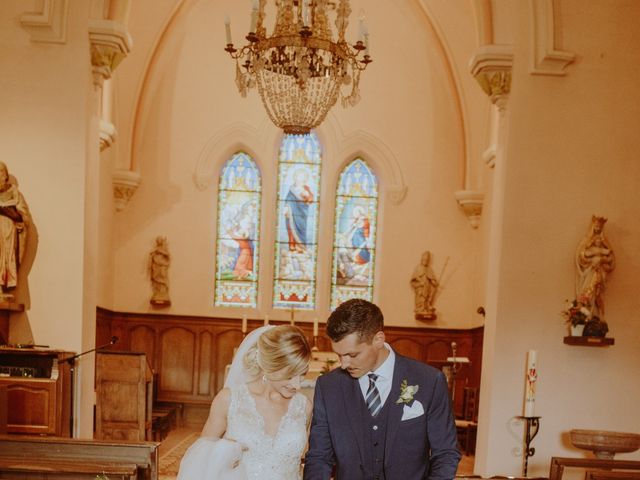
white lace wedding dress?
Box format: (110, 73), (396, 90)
(227, 383), (308, 479)
(177, 325), (309, 480)
(177, 383), (308, 480)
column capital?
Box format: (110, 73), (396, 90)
(89, 19), (132, 88)
(469, 45), (514, 112)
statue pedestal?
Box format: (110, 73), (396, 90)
(0, 302), (25, 345)
(415, 309), (437, 321)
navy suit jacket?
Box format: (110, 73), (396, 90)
(303, 353), (461, 480)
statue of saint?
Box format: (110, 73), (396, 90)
(0, 162), (32, 301)
(149, 236), (171, 306)
(575, 216), (615, 321)
(410, 251), (439, 320)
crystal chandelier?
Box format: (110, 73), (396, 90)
(224, 0), (372, 134)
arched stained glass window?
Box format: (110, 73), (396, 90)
(273, 133), (322, 310)
(330, 158), (378, 309)
(214, 152), (261, 307)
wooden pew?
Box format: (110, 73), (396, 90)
(549, 457), (640, 480)
(0, 435), (159, 479)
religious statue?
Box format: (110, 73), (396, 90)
(149, 236), (171, 307)
(0, 162), (32, 301)
(574, 216), (615, 335)
(410, 251), (439, 320)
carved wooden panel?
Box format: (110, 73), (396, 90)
(2, 382), (56, 434)
(198, 331), (213, 396)
(388, 337), (425, 360)
(130, 325), (156, 370)
(215, 329), (243, 393)
(96, 308), (483, 414)
(159, 327), (196, 395)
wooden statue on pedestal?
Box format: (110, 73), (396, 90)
(149, 236), (171, 307)
(0, 162), (31, 302)
(411, 251), (439, 320)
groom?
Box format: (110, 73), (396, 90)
(304, 299), (461, 480)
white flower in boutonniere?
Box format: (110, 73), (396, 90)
(396, 379), (419, 404)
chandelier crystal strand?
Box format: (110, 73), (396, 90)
(224, 0), (372, 134)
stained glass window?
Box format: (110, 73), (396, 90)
(214, 152), (261, 307)
(330, 158), (379, 309)
(273, 133), (322, 310)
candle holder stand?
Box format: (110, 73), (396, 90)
(516, 415), (541, 477)
(312, 335), (319, 352)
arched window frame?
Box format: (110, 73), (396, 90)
(329, 157), (379, 309)
(272, 133), (322, 310)
(214, 151), (262, 308)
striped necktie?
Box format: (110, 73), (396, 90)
(366, 373), (382, 417)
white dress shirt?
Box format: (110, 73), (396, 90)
(358, 343), (395, 407)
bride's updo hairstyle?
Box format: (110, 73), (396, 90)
(243, 325), (311, 382)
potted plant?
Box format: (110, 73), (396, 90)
(562, 299), (588, 336)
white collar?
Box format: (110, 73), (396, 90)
(369, 342), (395, 380)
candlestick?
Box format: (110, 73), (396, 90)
(313, 317), (319, 337)
(523, 350), (538, 417)
(264, 314), (269, 326)
(290, 307), (295, 326)
(241, 314), (247, 334)
(224, 14), (232, 45)
(516, 415), (541, 477)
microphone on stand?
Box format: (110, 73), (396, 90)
(59, 336), (119, 364)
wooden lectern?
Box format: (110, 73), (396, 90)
(95, 351), (153, 441)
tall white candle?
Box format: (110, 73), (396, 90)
(224, 15), (232, 44)
(250, 0), (258, 33)
(313, 317), (319, 337)
(264, 314), (269, 326)
(302, 0), (309, 27)
(241, 314), (248, 334)
(523, 350), (538, 417)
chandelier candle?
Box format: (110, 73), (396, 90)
(523, 350), (538, 417)
(224, 15), (232, 44)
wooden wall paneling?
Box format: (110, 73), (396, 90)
(198, 330), (213, 397)
(94, 309), (484, 415)
(158, 327), (196, 399)
(130, 324), (157, 371)
(95, 308), (112, 349)
(388, 337), (425, 361)
(215, 329), (243, 394)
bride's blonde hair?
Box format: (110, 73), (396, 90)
(243, 325), (311, 381)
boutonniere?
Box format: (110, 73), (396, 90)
(396, 379), (419, 404)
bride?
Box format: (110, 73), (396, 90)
(177, 325), (312, 479)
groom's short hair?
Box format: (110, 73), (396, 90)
(327, 298), (384, 343)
